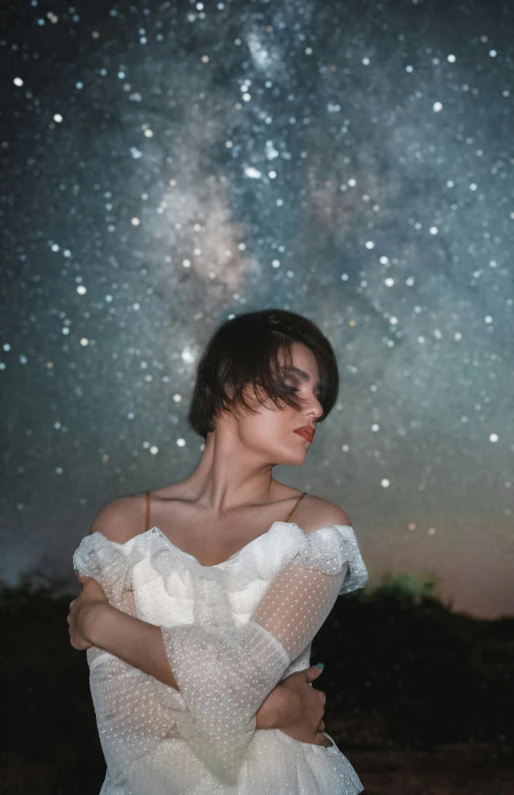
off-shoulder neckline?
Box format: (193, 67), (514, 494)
(89, 521), (354, 570)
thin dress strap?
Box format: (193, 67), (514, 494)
(284, 491), (306, 522)
(145, 490), (151, 532)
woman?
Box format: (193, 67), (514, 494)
(68, 309), (369, 794)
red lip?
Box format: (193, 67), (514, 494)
(294, 427), (314, 442)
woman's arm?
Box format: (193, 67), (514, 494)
(68, 574), (286, 728)
(73, 597), (179, 687)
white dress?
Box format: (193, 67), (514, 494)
(73, 519), (369, 795)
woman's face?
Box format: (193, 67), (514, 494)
(231, 342), (324, 465)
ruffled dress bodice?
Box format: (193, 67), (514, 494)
(73, 521), (369, 795)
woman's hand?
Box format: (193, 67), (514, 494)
(259, 665), (332, 747)
(67, 573), (108, 651)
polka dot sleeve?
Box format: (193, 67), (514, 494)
(160, 555), (350, 785)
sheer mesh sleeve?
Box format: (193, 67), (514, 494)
(160, 552), (350, 785)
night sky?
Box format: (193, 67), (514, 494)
(1, 0), (513, 619)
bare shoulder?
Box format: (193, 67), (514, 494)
(89, 492), (146, 544)
(298, 494), (352, 534)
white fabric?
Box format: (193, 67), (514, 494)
(73, 520), (369, 795)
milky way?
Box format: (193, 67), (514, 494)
(1, 0), (513, 618)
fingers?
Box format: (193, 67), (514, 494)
(306, 664), (323, 681)
(67, 597), (78, 628)
(315, 688), (327, 709)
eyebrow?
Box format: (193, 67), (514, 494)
(280, 365), (321, 393)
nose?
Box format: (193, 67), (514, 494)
(308, 397), (323, 421)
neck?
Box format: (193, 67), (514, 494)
(180, 427), (280, 518)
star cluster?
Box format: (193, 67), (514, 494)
(0, 0), (512, 617)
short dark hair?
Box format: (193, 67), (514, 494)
(187, 309), (340, 439)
